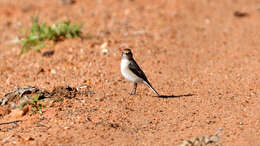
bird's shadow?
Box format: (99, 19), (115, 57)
(155, 93), (196, 98)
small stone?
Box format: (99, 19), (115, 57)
(205, 19), (210, 24)
(100, 42), (109, 54)
(143, 121), (152, 125)
(51, 69), (56, 74)
(2, 136), (11, 143)
(210, 135), (219, 142)
(193, 137), (202, 145)
(204, 136), (210, 144)
(11, 102), (16, 109)
(7, 36), (20, 44)
(21, 5), (34, 12)
(22, 106), (29, 116)
(179, 140), (192, 146)
(81, 100), (86, 104)
(25, 137), (34, 141)
(42, 50), (54, 57)
(9, 106), (29, 118)
(62, 0), (76, 5)
(1, 97), (8, 105)
(101, 48), (108, 54)
(10, 109), (24, 118)
(37, 68), (45, 75)
(215, 128), (224, 136)
(79, 85), (90, 89)
(234, 11), (249, 17)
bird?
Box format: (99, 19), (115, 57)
(120, 48), (160, 96)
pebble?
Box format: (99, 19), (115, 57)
(205, 19), (210, 24)
(10, 107), (28, 118)
(2, 135), (11, 143)
(25, 137), (34, 141)
(100, 42), (109, 54)
(59, 0), (76, 5)
(51, 69), (56, 74)
(1, 97), (8, 105)
(210, 135), (219, 142)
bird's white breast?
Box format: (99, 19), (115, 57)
(120, 58), (142, 83)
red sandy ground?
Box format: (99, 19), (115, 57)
(0, 0), (259, 145)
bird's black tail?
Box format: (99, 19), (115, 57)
(143, 80), (160, 96)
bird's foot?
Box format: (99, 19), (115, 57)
(129, 92), (138, 96)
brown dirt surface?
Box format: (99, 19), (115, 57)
(0, 0), (260, 145)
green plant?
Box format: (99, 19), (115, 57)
(20, 15), (82, 54)
(29, 94), (43, 114)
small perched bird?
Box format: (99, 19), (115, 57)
(120, 48), (160, 96)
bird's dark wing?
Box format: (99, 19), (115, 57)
(128, 59), (148, 82)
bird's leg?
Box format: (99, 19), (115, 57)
(130, 83), (137, 95)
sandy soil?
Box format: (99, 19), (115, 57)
(0, 0), (259, 145)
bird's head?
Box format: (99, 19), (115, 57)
(122, 48), (133, 59)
